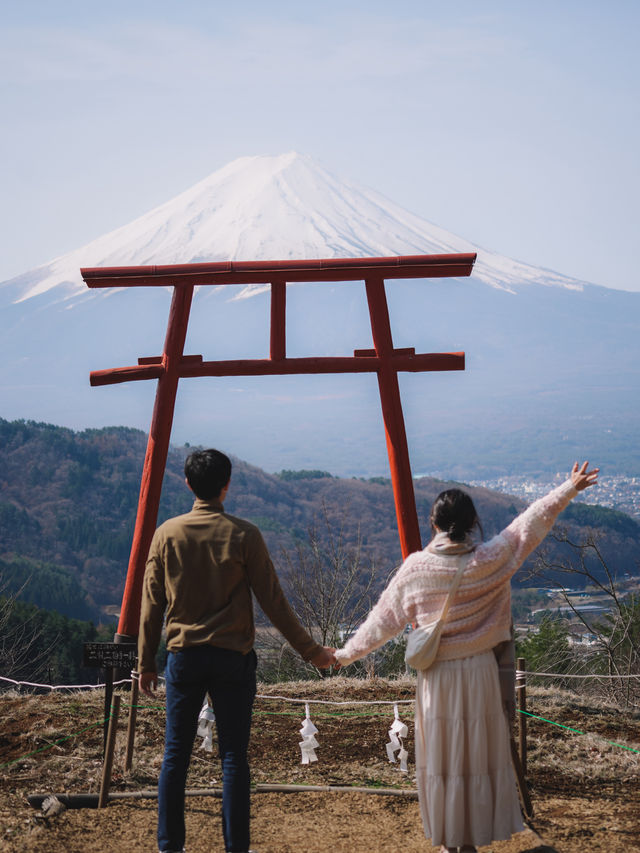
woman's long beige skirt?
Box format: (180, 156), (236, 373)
(415, 650), (524, 849)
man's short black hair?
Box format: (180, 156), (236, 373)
(184, 449), (232, 500)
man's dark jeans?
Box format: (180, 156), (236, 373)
(158, 645), (257, 853)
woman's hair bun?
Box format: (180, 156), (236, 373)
(430, 488), (481, 541)
(448, 521), (466, 543)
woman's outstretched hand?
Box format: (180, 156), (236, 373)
(571, 461), (599, 491)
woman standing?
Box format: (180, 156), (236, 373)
(334, 462), (598, 853)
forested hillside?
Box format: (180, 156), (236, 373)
(1, 418), (638, 623)
(0, 595), (111, 684)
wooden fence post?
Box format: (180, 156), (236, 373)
(517, 656), (527, 776)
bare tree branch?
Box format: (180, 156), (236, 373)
(523, 530), (640, 706)
(256, 502), (397, 681)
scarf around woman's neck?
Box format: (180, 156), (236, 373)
(426, 531), (476, 555)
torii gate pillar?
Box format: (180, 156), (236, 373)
(82, 253), (476, 641)
(365, 275), (421, 557)
(116, 285), (194, 642)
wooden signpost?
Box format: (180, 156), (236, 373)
(83, 642), (137, 749)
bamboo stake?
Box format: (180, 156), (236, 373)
(28, 783), (420, 809)
(124, 672), (139, 772)
(98, 695), (121, 808)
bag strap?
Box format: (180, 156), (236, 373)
(438, 554), (472, 622)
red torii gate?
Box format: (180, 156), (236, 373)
(82, 253), (476, 642)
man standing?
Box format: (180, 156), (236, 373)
(139, 448), (335, 853)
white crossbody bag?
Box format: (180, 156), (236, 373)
(404, 557), (469, 671)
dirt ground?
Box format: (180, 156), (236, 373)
(1, 678), (639, 853)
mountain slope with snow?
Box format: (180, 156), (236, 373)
(2, 152), (586, 308)
(1, 152), (637, 478)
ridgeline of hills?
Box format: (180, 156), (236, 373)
(1, 417), (639, 626)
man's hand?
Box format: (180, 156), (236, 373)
(570, 461), (599, 492)
(310, 647), (336, 669)
(139, 671), (158, 698)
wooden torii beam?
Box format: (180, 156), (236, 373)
(81, 253), (476, 641)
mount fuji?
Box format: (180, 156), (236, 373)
(1, 152), (638, 477)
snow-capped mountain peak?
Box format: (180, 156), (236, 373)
(2, 152), (587, 308)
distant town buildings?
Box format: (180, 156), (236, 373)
(468, 474), (640, 521)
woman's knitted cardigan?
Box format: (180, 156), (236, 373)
(335, 478), (579, 667)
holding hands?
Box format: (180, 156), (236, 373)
(570, 461), (599, 492)
(310, 646), (337, 669)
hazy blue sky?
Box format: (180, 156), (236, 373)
(2, 0), (638, 290)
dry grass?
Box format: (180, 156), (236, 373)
(524, 685), (640, 782)
(1, 679), (638, 790)
(1, 679), (639, 852)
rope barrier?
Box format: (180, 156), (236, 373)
(118, 701), (413, 720)
(516, 669), (640, 680)
(254, 708), (412, 719)
(2, 670), (638, 693)
(0, 675), (132, 691)
(254, 693), (414, 706)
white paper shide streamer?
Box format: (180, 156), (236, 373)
(197, 701), (216, 752)
(299, 703), (319, 764)
(386, 704), (409, 772)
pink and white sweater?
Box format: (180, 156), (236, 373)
(335, 478), (579, 667)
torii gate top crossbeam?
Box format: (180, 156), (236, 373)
(82, 253), (476, 287)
